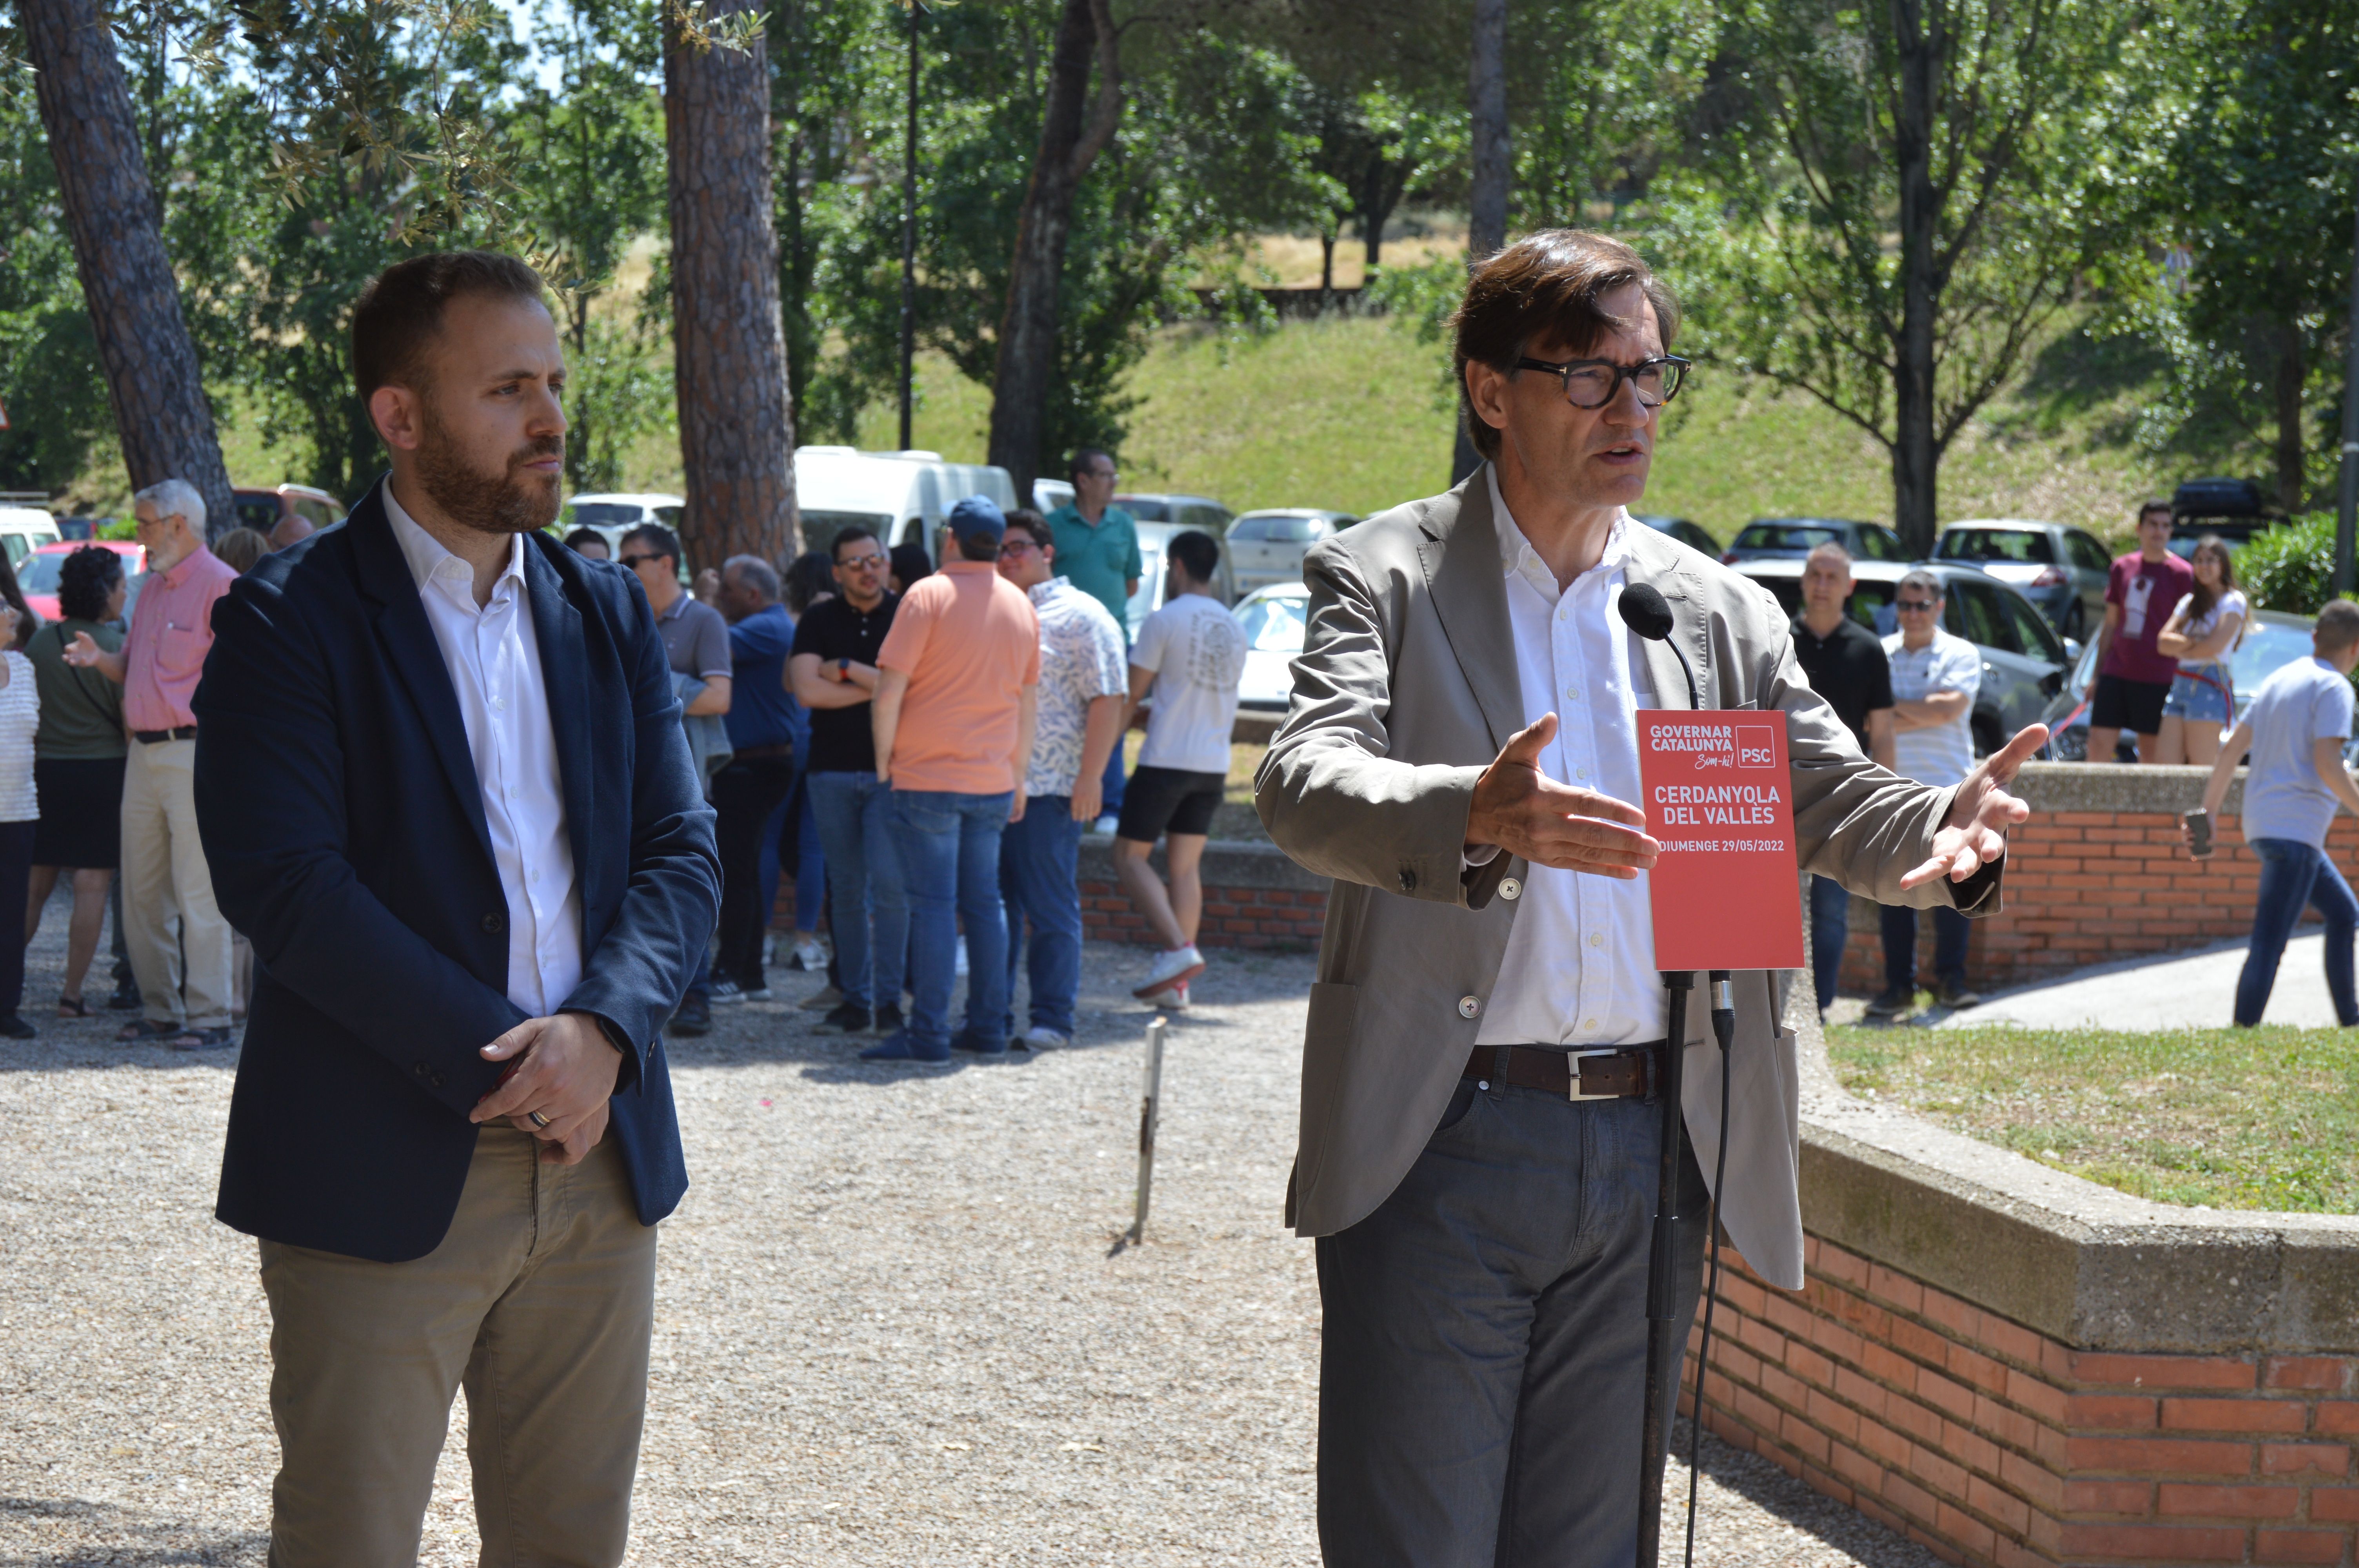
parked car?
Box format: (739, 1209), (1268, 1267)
(1125, 521), (1236, 640)
(2039, 606), (2317, 762)
(2167, 475), (2282, 559)
(1114, 492), (1233, 537)
(1033, 477), (1074, 513)
(794, 447), (1017, 565)
(1635, 513), (1718, 554)
(0, 503), (62, 569)
(1933, 519), (2112, 641)
(1737, 557), (2070, 757)
(1721, 516), (1907, 567)
(231, 483), (343, 540)
(1226, 509), (1358, 593)
(1232, 581), (1310, 714)
(18, 539), (145, 624)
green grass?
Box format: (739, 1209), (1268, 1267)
(1828, 1024), (2359, 1214)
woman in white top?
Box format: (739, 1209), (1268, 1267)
(0, 598), (41, 1037)
(2153, 535), (2247, 766)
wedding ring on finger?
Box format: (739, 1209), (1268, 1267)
(528, 1110), (552, 1130)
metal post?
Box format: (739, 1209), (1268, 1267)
(1636, 972), (1693, 1568)
(2335, 195), (2359, 597)
(896, 1), (921, 451)
(1128, 1015), (1168, 1244)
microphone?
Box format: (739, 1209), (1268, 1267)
(1617, 581), (1699, 710)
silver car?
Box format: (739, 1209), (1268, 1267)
(1737, 557), (2072, 757)
(1933, 519), (2112, 641)
(1231, 581), (1310, 714)
(1123, 521), (1237, 640)
(1226, 509), (1358, 594)
(1112, 492), (1233, 536)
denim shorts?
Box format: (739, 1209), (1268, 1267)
(2164, 666), (2233, 724)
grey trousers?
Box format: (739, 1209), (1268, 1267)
(1316, 1076), (1710, 1568)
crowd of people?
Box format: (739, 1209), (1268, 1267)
(572, 475), (1246, 1064)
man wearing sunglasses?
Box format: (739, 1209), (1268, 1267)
(788, 526), (909, 1038)
(1872, 570), (1985, 1016)
(1255, 228), (2045, 1567)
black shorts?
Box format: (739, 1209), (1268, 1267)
(1116, 765), (1226, 842)
(2091, 673), (2169, 736)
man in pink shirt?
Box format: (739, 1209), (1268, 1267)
(65, 477), (240, 1048)
(866, 495), (1039, 1063)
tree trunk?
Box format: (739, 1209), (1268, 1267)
(22, 0), (234, 532)
(1888, 0), (1943, 556)
(1467, 0), (1509, 259)
(1319, 232), (1335, 294)
(987, 0), (1120, 507)
(2272, 317), (2307, 512)
(665, 0), (797, 569)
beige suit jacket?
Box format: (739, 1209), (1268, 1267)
(1253, 472), (2001, 1289)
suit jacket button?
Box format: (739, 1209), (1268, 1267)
(1399, 867), (1418, 892)
(430, 1070), (448, 1089)
(1499, 876), (1522, 901)
(482, 913), (505, 934)
(412, 1062), (429, 1079)
(1458, 995), (1481, 1019)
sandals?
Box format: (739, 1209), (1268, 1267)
(57, 995), (91, 1019)
(116, 1018), (185, 1044)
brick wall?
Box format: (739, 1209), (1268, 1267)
(1073, 837), (1329, 952)
(1688, 1236), (2359, 1566)
(1834, 764), (2355, 997)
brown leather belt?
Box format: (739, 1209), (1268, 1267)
(1462, 1041), (1665, 1101)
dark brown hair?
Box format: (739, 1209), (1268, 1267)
(2317, 600), (2359, 654)
(2185, 534), (2235, 623)
(2138, 499), (2173, 525)
(1003, 508), (1053, 551)
(1451, 229), (1681, 460)
(351, 250), (547, 403)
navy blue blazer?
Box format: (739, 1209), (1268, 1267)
(193, 480), (719, 1263)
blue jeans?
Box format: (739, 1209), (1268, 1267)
(806, 772), (907, 1012)
(1000, 795), (1085, 1037)
(2237, 839), (2359, 1027)
(1879, 901), (1970, 992)
(1316, 1081), (1708, 1565)
(1100, 742), (1127, 818)
(1810, 875), (1850, 1009)
(889, 788), (1012, 1050)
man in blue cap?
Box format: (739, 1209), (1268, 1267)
(867, 495), (1041, 1062)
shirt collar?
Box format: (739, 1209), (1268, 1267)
(384, 485), (525, 601)
(1026, 577), (1070, 610)
(158, 544), (218, 588)
(1486, 464), (1629, 602)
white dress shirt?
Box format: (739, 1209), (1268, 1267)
(1474, 467), (1668, 1047)
(385, 490), (582, 1017)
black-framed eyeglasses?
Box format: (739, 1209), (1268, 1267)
(997, 539), (1040, 558)
(1514, 354), (1690, 409)
(619, 552), (664, 569)
(1896, 598), (1939, 613)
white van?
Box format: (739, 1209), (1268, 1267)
(0, 504), (62, 571)
(794, 448), (1018, 565)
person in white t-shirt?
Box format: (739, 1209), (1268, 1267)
(1114, 530), (1246, 1006)
(2152, 535), (2247, 766)
(1872, 569), (1984, 1016)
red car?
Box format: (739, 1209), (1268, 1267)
(18, 540), (145, 625)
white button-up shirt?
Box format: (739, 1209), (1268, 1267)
(1474, 468), (1668, 1047)
(386, 490), (582, 1018)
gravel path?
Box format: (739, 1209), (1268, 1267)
(2, 900), (1938, 1566)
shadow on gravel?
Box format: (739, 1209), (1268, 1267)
(0, 1039), (242, 1075)
(1676, 1432), (1945, 1568)
(0, 1494), (265, 1566)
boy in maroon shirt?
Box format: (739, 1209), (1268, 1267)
(2088, 500), (2194, 764)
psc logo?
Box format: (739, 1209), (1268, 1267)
(1736, 724), (1776, 768)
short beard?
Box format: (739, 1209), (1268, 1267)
(413, 398), (562, 537)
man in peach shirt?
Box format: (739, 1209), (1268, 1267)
(65, 477), (240, 1049)
(867, 495), (1039, 1063)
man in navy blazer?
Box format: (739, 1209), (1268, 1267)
(192, 251), (718, 1566)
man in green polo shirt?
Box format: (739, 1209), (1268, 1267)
(1045, 446), (1142, 829)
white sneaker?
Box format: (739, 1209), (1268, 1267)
(954, 936), (969, 976)
(1092, 815), (1120, 836)
(1133, 944), (1205, 998)
(790, 936), (827, 972)
(1141, 980), (1189, 1011)
(1020, 1025), (1069, 1050)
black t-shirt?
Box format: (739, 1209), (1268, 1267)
(1790, 613), (1894, 753)
(791, 591), (900, 773)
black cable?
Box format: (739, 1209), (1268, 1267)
(1683, 986), (1738, 1568)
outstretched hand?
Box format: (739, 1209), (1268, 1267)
(1898, 724), (2046, 890)
(1463, 713), (1659, 878)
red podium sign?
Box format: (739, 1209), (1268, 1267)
(1637, 710), (1807, 971)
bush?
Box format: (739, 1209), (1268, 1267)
(2234, 513), (2338, 614)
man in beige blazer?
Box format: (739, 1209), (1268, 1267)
(1254, 229), (2044, 1568)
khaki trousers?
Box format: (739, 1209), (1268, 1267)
(258, 1127), (658, 1568)
(120, 737), (234, 1028)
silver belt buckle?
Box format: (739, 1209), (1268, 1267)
(1567, 1047), (1623, 1102)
